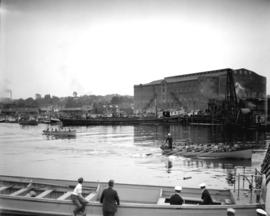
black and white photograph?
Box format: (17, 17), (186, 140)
(0, 0), (270, 215)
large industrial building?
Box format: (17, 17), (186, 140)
(134, 68), (266, 118)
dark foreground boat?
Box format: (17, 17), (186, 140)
(0, 175), (264, 216)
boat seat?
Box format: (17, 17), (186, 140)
(157, 189), (169, 205)
(115, 186), (161, 204)
(35, 189), (54, 198)
(183, 196), (221, 205)
(183, 196), (201, 201)
(57, 191), (72, 200)
(0, 186), (9, 193)
(159, 188), (163, 197)
(85, 192), (97, 201)
(10, 188), (30, 196)
(157, 197), (168, 205)
(224, 198), (232, 204)
(85, 184), (100, 201)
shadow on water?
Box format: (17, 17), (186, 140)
(182, 158), (252, 169)
(43, 135), (76, 140)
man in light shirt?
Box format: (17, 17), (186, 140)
(71, 177), (88, 216)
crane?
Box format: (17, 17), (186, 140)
(224, 69), (239, 124)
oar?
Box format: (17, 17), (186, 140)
(183, 176), (192, 180)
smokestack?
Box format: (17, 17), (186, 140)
(9, 89), (12, 99)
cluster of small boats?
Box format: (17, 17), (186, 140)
(161, 143), (253, 159)
(0, 175), (264, 216)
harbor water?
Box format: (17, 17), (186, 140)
(0, 123), (268, 189)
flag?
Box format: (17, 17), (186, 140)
(261, 144), (270, 184)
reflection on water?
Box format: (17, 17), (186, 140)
(134, 124), (266, 147)
(0, 123), (267, 189)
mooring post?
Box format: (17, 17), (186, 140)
(265, 176), (270, 215)
(237, 174), (240, 200)
(250, 175), (254, 203)
(233, 168), (236, 192)
(243, 166), (245, 189)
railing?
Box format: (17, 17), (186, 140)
(231, 167), (264, 203)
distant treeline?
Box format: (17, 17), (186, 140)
(0, 94), (134, 110)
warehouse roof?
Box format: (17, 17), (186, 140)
(164, 68), (230, 83)
(134, 68), (265, 87)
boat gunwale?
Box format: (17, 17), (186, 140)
(163, 148), (252, 159)
(0, 174), (232, 192)
(0, 207), (69, 216)
(1, 175), (263, 210)
(0, 194), (264, 210)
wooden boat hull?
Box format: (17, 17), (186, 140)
(42, 130), (76, 137)
(198, 149), (252, 159)
(0, 175), (263, 216)
(162, 148), (252, 159)
(0, 197), (261, 216)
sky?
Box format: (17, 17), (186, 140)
(0, 0), (270, 99)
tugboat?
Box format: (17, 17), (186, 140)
(19, 116), (38, 126)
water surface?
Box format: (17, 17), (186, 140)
(0, 123), (267, 189)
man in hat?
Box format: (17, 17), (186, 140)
(165, 133), (173, 150)
(256, 209), (268, 216)
(100, 180), (120, 216)
(227, 208), (236, 216)
(199, 183), (213, 205)
(71, 177), (88, 216)
(169, 186), (184, 205)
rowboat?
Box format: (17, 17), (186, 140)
(42, 129), (76, 137)
(0, 175), (264, 216)
(161, 145), (253, 159)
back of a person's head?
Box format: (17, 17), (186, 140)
(78, 177), (84, 184)
(108, 179), (114, 187)
(29, 190), (37, 197)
